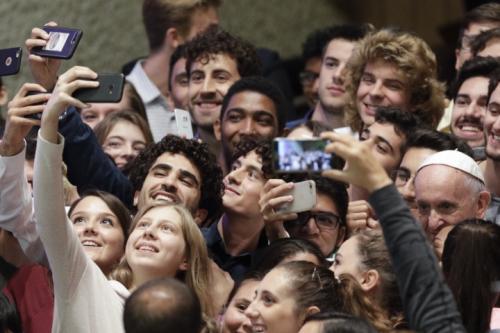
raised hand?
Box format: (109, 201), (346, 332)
(0, 83), (49, 156)
(25, 22), (61, 90)
(320, 131), (392, 194)
(40, 66), (98, 143)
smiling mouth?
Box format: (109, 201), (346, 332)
(457, 121), (482, 133)
(81, 240), (101, 247)
(252, 325), (265, 333)
(136, 243), (159, 253)
(152, 192), (178, 203)
(224, 185), (240, 196)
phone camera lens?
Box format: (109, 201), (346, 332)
(108, 85), (114, 95)
(5, 57), (12, 66)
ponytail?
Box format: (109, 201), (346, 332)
(337, 274), (394, 332)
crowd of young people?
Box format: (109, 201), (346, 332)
(0, 1), (500, 332)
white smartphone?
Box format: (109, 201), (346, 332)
(174, 109), (194, 139)
(277, 180), (316, 214)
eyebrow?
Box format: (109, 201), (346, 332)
(374, 135), (395, 154)
(151, 163), (201, 188)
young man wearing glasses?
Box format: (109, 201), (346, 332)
(260, 175), (348, 258)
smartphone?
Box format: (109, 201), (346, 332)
(277, 180), (316, 214)
(174, 108), (194, 139)
(31, 26), (82, 59)
(0, 47), (22, 76)
(73, 73), (125, 103)
(273, 138), (333, 173)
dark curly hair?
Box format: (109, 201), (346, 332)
(231, 137), (273, 178)
(184, 24), (261, 78)
(128, 134), (223, 222)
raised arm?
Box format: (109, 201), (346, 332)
(34, 66), (99, 298)
(321, 131), (465, 333)
(0, 83), (50, 262)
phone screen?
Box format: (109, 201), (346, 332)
(273, 138), (332, 173)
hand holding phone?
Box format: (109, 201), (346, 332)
(276, 180), (316, 214)
(273, 138), (333, 173)
(73, 73), (125, 103)
(0, 47), (22, 76)
(31, 26), (82, 59)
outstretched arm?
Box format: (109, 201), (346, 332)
(321, 131), (465, 333)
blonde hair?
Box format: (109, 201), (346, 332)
(345, 28), (446, 132)
(110, 203), (214, 316)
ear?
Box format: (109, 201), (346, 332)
(0, 87), (8, 106)
(165, 27), (181, 50)
(305, 305), (320, 317)
(213, 119), (222, 141)
(359, 269), (379, 292)
(477, 191), (491, 218)
(133, 191), (140, 207)
(193, 208), (208, 226)
(179, 258), (189, 272)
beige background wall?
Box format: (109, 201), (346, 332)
(0, 0), (465, 99)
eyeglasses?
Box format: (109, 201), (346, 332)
(288, 211), (342, 230)
(391, 168), (413, 187)
(299, 71), (319, 86)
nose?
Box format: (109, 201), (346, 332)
(302, 216), (320, 235)
(241, 118), (256, 135)
(122, 144), (135, 161)
(226, 167), (243, 186)
(368, 80), (383, 99)
(332, 63), (346, 85)
(161, 172), (178, 192)
(464, 100), (482, 118)
(399, 181), (415, 203)
(83, 220), (98, 236)
(244, 301), (259, 320)
(427, 209), (445, 235)
(201, 77), (216, 95)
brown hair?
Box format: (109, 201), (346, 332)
(93, 110), (154, 147)
(142, 0), (222, 51)
(68, 189), (132, 241)
(276, 261), (393, 331)
(354, 230), (404, 328)
(123, 82), (147, 121)
(110, 203), (214, 317)
(345, 28), (446, 132)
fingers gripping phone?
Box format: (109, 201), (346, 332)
(276, 180), (316, 214)
(273, 138), (333, 173)
(73, 73), (125, 103)
(0, 47), (22, 76)
(31, 26), (82, 59)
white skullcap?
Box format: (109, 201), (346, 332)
(416, 150), (484, 183)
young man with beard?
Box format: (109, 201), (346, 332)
(481, 68), (500, 224)
(202, 138), (273, 280)
(213, 76), (287, 174)
(184, 25), (261, 157)
(449, 56), (500, 160)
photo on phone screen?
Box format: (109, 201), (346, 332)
(273, 138), (332, 173)
(0, 47), (22, 77)
(31, 26), (82, 59)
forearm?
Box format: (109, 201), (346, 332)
(368, 185), (465, 333)
(60, 108), (133, 207)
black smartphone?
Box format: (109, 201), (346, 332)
(31, 26), (82, 59)
(0, 47), (22, 76)
(73, 73), (125, 103)
(273, 138), (333, 173)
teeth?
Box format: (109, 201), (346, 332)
(138, 245), (156, 252)
(494, 135), (500, 141)
(253, 327), (265, 333)
(154, 194), (175, 202)
(82, 240), (99, 247)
